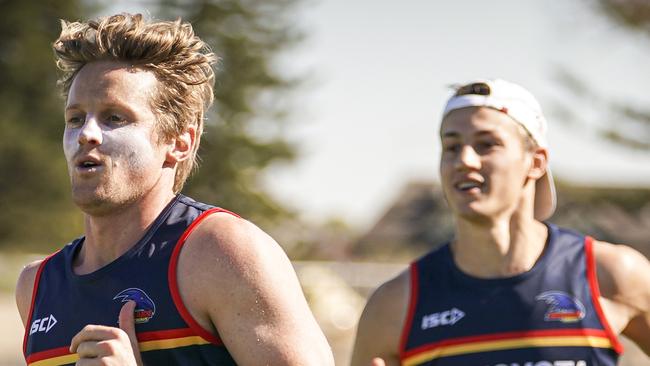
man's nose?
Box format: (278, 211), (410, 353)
(455, 145), (481, 170)
(78, 117), (102, 145)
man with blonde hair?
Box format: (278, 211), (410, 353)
(352, 79), (650, 365)
(16, 13), (333, 366)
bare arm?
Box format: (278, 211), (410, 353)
(593, 240), (650, 355)
(15, 260), (43, 326)
(623, 312), (650, 355)
(177, 213), (334, 366)
(351, 270), (410, 366)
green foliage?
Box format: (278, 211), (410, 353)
(0, 1), (89, 251)
(156, 0), (303, 227)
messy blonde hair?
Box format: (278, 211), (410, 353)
(53, 13), (217, 193)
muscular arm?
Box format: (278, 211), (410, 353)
(593, 240), (650, 355)
(177, 213), (334, 366)
(351, 270), (410, 366)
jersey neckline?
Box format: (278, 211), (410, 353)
(64, 195), (182, 283)
(445, 222), (558, 287)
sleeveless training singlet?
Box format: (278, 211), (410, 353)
(23, 195), (238, 366)
(400, 223), (622, 366)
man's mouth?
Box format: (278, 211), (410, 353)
(454, 180), (483, 193)
(79, 161), (100, 168)
(74, 156), (103, 172)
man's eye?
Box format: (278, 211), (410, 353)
(107, 114), (126, 123)
(66, 116), (84, 126)
(443, 144), (460, 152)
(476, 141), (496, 151)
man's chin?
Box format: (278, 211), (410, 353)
(453, 205), (493, 224)
(71, 191), (117, 216)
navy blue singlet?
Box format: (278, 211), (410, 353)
(399, 223), (622, 366)
(23, 195), (238, 366)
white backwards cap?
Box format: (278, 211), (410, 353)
(442, 78), (556, 221)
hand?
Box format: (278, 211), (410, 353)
(371, 357), (386, 366)
(70, 301), (143, 366)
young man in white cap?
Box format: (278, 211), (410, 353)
(351, 79), (650, 366)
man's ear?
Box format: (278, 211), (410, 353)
(528, 146), (548, 180)
(166, 125), (196, 164)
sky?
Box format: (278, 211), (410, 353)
(111, 1), (650, 229)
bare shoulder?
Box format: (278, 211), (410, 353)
(15, 259), (44, 325)
(352, 268), (411, 366)
(593, 240), (650, 355)
(363, 268), (411, 321)
(592, 240), (650, 308)
(176, 211), (294, 313)
(176, 211), (333, 365)
(179, 212), (288, 282)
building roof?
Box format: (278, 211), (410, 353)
(353, 181), (650, 260)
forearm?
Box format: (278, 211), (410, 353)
(623, 312), (650, 356)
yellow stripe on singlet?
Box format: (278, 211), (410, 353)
(402, 335), (613, 366)
(29, 336), (211, 365)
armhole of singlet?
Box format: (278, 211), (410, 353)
(22, 251), (59, 357)
(584, 236), (624, 354)
(168, 207), (240, 347)
(398, 263), (419, 361)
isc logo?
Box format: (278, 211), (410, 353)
(421, 308), (465, 330)
(30, 314), (57, 335)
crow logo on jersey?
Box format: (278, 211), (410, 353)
(114, 288), (156, 323)
(536, 291), (585, 323)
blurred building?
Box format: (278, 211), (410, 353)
(353, 181), (650, 261)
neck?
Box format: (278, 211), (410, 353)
(451, 211), (548, 279)
(74, 189), (176, 275)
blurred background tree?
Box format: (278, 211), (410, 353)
(0, 1), (90, 252)
(598, 0), (650, 34)
(0, 0), (304, 251)
(593, 0), (650, 149)
(157, 0), (303, 228)
(556, 0), (650, 150)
